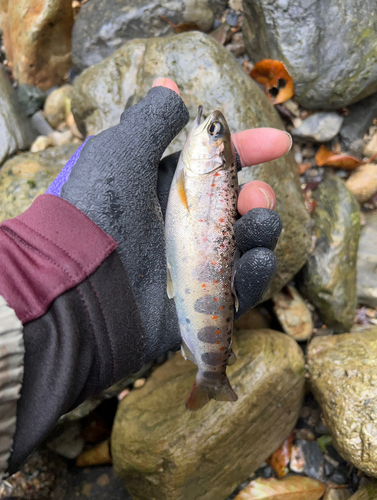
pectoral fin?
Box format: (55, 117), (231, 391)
(166, 264), (175, 299)
(176, 168), (189, 211)
(231, 247), (241, 313)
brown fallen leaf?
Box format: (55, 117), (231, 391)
(315, 145), (361, 169)
(76, 438), (112, 467)
(298, 162), (312, 175)
(267, 431), (294, 478)
(249, 59), (294, 104)
(234, 476), (326, 500)
(158, 15), (202, 34)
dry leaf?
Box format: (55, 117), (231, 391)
(234, 476), (326, 500)
(76, 438), (112, 467)
(315, 145), (361, 170)
(250, 59), (294, 104)
(158, 15), (202, 34)
(298, 162), (311, 175)
(267, 432), (294, 478)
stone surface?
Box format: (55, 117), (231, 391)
(72, 0), (227, 70)
(44, 84), (73, 129)
(0, 0), (73, 90)
(112, 328), (305, 500)
(290, 439), (324, 481)
(339, 93), (377, 150)
(308, 328), (377, 478)
(16, 84), (46, 117)
(0, 144), (79, 223)
(291, 113), (344, 143)
(272, 285), (313, 341)
(0, 66), (37, 165)
(242, 0), (377, 110)
(349, 485), (377, 500)
(323, 489), (351, 500)
(357, 211), (377, 308)
(364, 132), (377, 157)
(72, 32), (312, 298)
(298, 177), (360, 332)
(345, 164), (377, 203)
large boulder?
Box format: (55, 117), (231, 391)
(357, 211), (377, 308)
(298, 177), (360, 332)
(72, 32), (312, 297)
(0, 144), (79, 223)
(308, 328), (377, 478)
(0, 66), (37, 166)
(72, 0), (227, 70)
(112, 328), (305, 500)
(0, 0), (73, 90)
(242, 0), (377, 110)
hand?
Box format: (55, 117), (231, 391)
(49, 78), (290, 366)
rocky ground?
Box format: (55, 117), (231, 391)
(1, 0), (377, 499)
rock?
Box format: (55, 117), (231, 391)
(44, 85), (74, 129)
(272, 285), (313, 341)
(345, 164), (377, 203)
(298, 177), (360, 332)
(0, 66), (37, 165)
(16, 84), (46, 117)
(30, 135), (54, 152)
(364, 132), (377, 157)
(291, 113), (344, 143)
(112, 329), (305, 500)
(357, 211), (377, 308)
(0, 0), (73, 90)
(0, 144), (79, 222)
(72, 0), (227, 70)
(31, 111), (55, 136)
(349, 485), (377, 500)
(234, 307), (270, 331)
(339, 93), (377, 150)
(290, 439), (324, 481)
(47, 421), (85, 459)
(323, 489), (351, 500)
(308, 328), (377, 477)
(72, 32), (312, 298)
(242, 1), (377, 110)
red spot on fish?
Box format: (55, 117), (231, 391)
(216, 341), (220, 344)
(199, 219), (204, 222)
(219, 218), (225, 223)
(203, 237), (208, 242)
(211, 261), (217, 266)
(216, 330), (221, 335)
(217, 357), (221, 361)
(220, 347), (225, 351)
(214, 297), (219, 302)
(215, 172), (220, 177)
(211, 183), (216, 187)
(202, 284), (206, 288)
(212, 315), (218, 320)
(213, 280), (219, 284)
(219, 306), (224, 311)
(220, 270), (225, 274)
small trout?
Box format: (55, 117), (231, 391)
(165, 106), (239, 411)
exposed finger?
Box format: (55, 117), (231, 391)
(232, 128), (292, 168)
(238, 180), (276, 215)
(152, 78), (181, 96)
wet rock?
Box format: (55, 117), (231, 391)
(290, 439), (324, 481)
(357, 211), (377, 307)
(234, 307), (271, 331)
(47, 421), (85, 459)
(44, 85), (73, 129)
(345, 164), (377, 203)
(0, 0), (73, 90)
(349, 485), (377, 500)
(323, 489), (351, 500)
(291, 113), (344, 143)
(31, 111), (55, 136)
(0, 66), (37, 165)
(16, 84), (46, 117)
(272, 285), (313, 341)
(72, 32), (312, 298)
(242, 1), (377, 110)
(72, 0), (227, 70)
(112, 329), (305, 500)
(0, 144), (79, 222)
(308, 328), (377, 477)
(339, 93), (377, 150)
(298, 177), (360, 332)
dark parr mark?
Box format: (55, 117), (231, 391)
(198, 326), (220, 343)
(202, 371), (221, 380)
(194, 295), (221, 315)
(201, 352), (224, 365)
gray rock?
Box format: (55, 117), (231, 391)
(297, 177), (361, 332)
(291, 112), (344, 143)
(242, 0), (377, 110)
(16, 84), (46, 117)
(0, 66), (37, 166)
(71, 32), (312, 298)
(290, 439), (325, 481)
(357, 211), (377, 307)
(339, 92), (377, 150)
(72, 0), (227, 70)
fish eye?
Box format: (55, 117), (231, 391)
(209, 121), (223, 136)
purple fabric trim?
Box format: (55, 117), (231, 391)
(46, 138), (90, 196)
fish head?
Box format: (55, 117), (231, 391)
(183, 106), (235, 175)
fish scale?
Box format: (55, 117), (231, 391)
(165, 106), (239, 411)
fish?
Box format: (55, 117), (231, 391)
(165, 106), (239, 411)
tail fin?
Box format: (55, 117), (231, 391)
(186, 376), (238, 411)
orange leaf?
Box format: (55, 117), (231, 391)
(158, 15), (201, 34)
(234, 476), (326, 500)
(266, 432), (294, 478)
(250, 59), (294, 104)
(315, 145), (361, 170)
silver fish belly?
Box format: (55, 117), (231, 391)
(165, 106), (239, 411)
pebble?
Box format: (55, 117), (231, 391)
(357, 211), (377, 307)
(291, 112), (344, 142)
(272, 285), (313, 341)
(364, 132), (377, 156)
(345, 163), (377, 203)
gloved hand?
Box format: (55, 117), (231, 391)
(48, 79), (287, 365)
